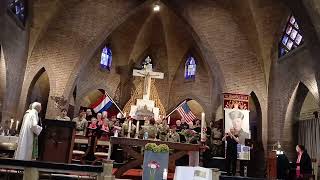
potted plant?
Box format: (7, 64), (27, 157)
(143, 143), (170, 180)
(179, 129), (199, 143)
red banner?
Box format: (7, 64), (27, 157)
(223, 93), (249, 110)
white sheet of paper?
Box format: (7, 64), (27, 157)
(173, 166), (212, 180)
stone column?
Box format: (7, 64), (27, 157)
(23, 167), (39, 180)
(97, 159), (115, 180)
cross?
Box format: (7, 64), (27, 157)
(133, 57), (164, 100)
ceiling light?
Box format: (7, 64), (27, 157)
(153, 4), (160, 12)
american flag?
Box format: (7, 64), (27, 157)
(177, 102), (197, 123)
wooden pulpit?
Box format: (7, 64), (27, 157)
(39, 119), (76, 163)
(267, 151), (277, 179)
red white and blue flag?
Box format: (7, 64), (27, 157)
(177, 101), (196, 123)
(91, 94), (113, 113)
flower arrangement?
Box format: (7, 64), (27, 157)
(145, 143), (169, 153)
(148, 160), (160, 180)
(179, 129), (199, 143)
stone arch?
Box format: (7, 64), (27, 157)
(284, 82), (310, 159)
(249, 91), (263, 142)
(63, 0), (157, 101)
(248, 91), (265, 177)
(26, 67), (50, 119)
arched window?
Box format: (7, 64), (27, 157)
(8, 0), (27, 25)
(279, 15), (304, 57)
(185, 55), (196, 80)
(100, 46), (112, 70)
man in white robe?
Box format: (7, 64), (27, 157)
(15, 102), (43, 160)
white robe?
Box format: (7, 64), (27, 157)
(14, 109), (42, 160)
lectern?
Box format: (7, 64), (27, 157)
(39, 119), (76, 163)
(267, 151), (277, 179)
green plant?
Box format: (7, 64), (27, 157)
(145, 143), (157, 151)
(157, 144), (170, 153)
(145, 143), (169, 153)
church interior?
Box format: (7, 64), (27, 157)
(0, 0), (320, 179)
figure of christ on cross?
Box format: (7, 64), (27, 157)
(132, 63), (164, 100)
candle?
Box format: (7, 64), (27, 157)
(15, 121), (19, 131)
(124, 112), (127, 117)
(163, 168), (168, 180)
(127, 120), (132, 138)
(201, 112), (206, 142)
(114, 130), (119, 137)
(167, 116), (171, 125)
(135, 120), (140, 138)
(9, 119), (14, 130)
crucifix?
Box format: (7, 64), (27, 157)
(132, 56), (164, 100)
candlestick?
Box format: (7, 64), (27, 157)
(167, 116), (171, 125)
(135, 120), (140, 138)
(15, 121), (19, 131)
(114, 130), (119, 137)
(201, 112), (206, 142)
(163, 168), (168, 180)
(127, 120), (132, 138)
(9, 119), (14, 130)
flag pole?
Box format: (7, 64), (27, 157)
(105, 91), (125, 117)
(165, 100), (187, 119)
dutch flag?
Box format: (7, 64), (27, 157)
(90, 94), (113, 113)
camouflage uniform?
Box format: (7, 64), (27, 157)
(166, 131), (180, 142)
(158, 124), (169, 141)
(121, 121), (136, 137)
(140, 125), (158, 139)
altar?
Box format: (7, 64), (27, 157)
(109, 137), (204, 178)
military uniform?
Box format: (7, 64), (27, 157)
(72, 117), (88, 136)
(158, 124), (169, 141)
(166, 131), (180, 142)
(140, 125), (158, 139)
(121, 121), (136, 137)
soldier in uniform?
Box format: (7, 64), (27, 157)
(166, 125), (180, 142)
(121, 117), (136, 137)
(158, 119), (169, 141)
(140, 118), (158, 139)
(72, 110), (88, 136)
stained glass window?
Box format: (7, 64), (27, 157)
(185, 55), (196, 80)
(279, 15), (304, 57)
(9, 0), (27, 25)
(100, 46), (112, 70)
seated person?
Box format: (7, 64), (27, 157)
(56, 108), (70, 121)
(166, 125), (180, 142)
(72, 110), (88, 136)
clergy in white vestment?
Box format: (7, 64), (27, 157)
(14, 102), (43, 160)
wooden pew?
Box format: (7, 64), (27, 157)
(0, 158), (114, 180)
